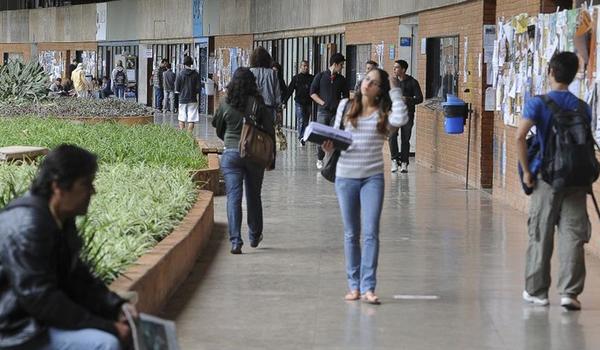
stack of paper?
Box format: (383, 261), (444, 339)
(303, 122), (353, 150)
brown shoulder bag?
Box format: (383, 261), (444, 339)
(239, 101), (275, 169)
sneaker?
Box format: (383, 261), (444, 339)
(250, 234), (263, 248)
(391, 160), (398, 173)
(400, 163), (408, 173)
(230, 243), (242, 255)
(560, 296), (581, 310)
(316, 160), (323, 170)
(522, 291), (549, 306)
(299, 139), (305, 147)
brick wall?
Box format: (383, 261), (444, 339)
(416, 0), (494, 188)
(212, 34), (254, 111)
(0, 43), (32, 63)
(345, 17), (400, 75)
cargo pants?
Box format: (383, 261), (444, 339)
(525, 178), (591, 299)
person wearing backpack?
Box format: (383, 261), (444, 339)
(516, 51), (596, 311)
(111, 61), (128, 100)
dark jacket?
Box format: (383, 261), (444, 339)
(309, 69), (349, 114)
(163, 69), (176, 92)
(212, 97), (277, 169)
(285, 72), (314, 105)
(0, 195), (125, 348)
(395, 75), (423, 116)
(175, 67), (202, 104)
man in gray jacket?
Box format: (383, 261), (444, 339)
(163, 63), (176, 113)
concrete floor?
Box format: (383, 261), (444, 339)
(157, 113), (600, 350)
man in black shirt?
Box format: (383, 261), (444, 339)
(310, 53), (349, 169)
(286, 60), (314, 146)
(389, 59), (423, 173)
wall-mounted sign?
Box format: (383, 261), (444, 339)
(400, 37), (412, 47)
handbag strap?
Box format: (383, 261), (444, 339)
(339, 100), (352, 131)
(244, 98), (259, 124)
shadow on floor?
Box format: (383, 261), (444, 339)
(161, 222), (227, 319)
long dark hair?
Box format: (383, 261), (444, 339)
(346, 68), (392, 135)
(249, 46), (273, 69)
(226, 67), (264, 112)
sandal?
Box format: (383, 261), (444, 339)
(344, 290), (360, 301)
(361, 291), (381, 305)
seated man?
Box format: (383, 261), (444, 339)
(0, 144), (136, 350)
(100, 76), (113, 99)
(48, 77), (66, 97)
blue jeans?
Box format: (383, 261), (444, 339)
(114, 85), (125, 99)
(154, 87), (163, 109)
(221, 150), (265, 245)
(295, 102), (311, 140)
(335, 173), (384, 293)
(10, 328), (120, 350)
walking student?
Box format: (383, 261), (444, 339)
(152, 59), (167, 111)
(516, 51), (593, 310)
(111, 61), (128, 100)
(71, 63), (89, 98)
(163, 63), (176, 113)
(212, 68), (276, 255)
(311, 52), (349, 169)
(354, 60), (378, 92)
(388, 60), (422, 173)
(175, 56), (202, 133)
(322, 68), (408, 304)
(249, 47), (281, 124)
(285, 60), (314, 145)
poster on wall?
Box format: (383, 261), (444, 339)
(96, 3), (107, 41)
(496, 5), (600, 144)
(39, 51), (63, 80)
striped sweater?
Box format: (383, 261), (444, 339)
(333, 88), (408, 179)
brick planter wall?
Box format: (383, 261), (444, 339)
(110, 191), (214, 314)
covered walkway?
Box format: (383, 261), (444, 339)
(159, 114), (600, 350)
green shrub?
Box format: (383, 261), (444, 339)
(0, 61), (48, 103)
(0, 117), (207, 170)
(0, 117), (205, 283)
(0, 162), (197, 283)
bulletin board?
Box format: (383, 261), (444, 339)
(214, 47), (250, 92)
(493, 6), (599, 141)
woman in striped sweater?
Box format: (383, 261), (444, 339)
(322, 68), (408, 304)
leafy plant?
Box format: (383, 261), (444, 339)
(0, 162), (197, 283)
(0, 163), (36, 207)
(0, 117), (207, 170)
(0, 118), (204, 283)
(0, 60), (49, 103)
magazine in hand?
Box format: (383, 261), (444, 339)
(123, 306), (180, 350)
(302, 122), (353, 150)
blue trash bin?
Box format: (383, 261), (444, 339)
(442, 95), (467, 134)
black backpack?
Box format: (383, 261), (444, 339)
(115, 70), (126, 86)
(540, 95), (600, 190)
